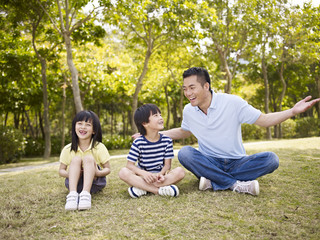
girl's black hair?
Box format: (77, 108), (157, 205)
(70, 110), (102, 152)
(134, 104), (161, 136)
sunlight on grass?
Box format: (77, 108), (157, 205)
(0, 137), (319, 239)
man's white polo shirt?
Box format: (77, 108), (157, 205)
(181, 92), (261, 159)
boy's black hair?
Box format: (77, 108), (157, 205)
(182, 67), (211, 91)
(71, 110), (102, 152)
(134, 104), (161, 136)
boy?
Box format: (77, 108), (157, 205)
(119, 104), (185, 198)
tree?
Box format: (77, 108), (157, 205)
(37, 0), (106, 113)
(108, 0), (192, 133)
(198, 0), (249, 93)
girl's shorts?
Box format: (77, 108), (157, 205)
(65, 175), (106, 194)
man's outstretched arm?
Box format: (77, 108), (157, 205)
(161, 127), (192, 140)
(132, 127), (192, 140)
(254, 96), (320, 128)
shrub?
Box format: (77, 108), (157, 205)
(0, 126), (24, 164)
(24, 137), (45, 157)
(103, 135), (132, 150)
(295, 117), (320, 138)
(281, 119), (296, 138)
(24, 135), (72, 157)
(241, 123), (265, 141)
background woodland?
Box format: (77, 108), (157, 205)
(0, 0), (319, 161)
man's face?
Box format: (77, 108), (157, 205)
(183, 75), (209, 107)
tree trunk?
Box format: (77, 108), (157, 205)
(39, 110), (44, 140)
(217, 46), (233, 94)
(261, 49), (272, 140)
(179, 84), (184, 122)
(278, 61), (287, 138)
(61, 75), (67, 150)
(64, 32), (83, 113)
(164, 84), (170, 129)
(40, 59), (51, 158)
(24, 110), (35, 138)
(32, 21), (51, 158)
(122, 112), (126, 137)
(14, 113), (19, 129)
(111, 112), (114, 137)
(131, 48), (152, 133)
(316, 61), (320, 119)
(4, 112), (8, 126)
(172, 100), (178, 127)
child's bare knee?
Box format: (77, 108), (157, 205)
(118, 167), (130, 180)
(70, 156), (82, 165)
(82, 155), (95, 164)
(176, 167), (186, 179)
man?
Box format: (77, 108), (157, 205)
(161, 67), (320, 196)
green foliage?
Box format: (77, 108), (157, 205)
(0, 126), (24, 164)
(24, 138), (45, 157)
(241, 123), (265, 141)
(295, 117), (320, 138)
(103, 135), (133, 150)
(23, 134), (132, 157)
(24, 135), (70, 157)
(281, 118), (296, 138)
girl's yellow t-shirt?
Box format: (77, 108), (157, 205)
(59, 141), (110, 167)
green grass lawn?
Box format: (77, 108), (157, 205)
(0, 137), (319, 239)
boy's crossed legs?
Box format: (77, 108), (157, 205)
(118, 167), (185, 198)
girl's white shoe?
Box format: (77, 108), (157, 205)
(78, 191), (91, 210)
(65, 191), (79, 211)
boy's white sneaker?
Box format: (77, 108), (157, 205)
(65, 191), (79, 211)
(128, 187), (147, 198)
(231, 180), (259, 196)
(158, 185), (179, 197)
(78, 191), (91, 210)
(199, 177), (212, 191)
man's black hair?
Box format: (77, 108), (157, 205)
(182, 67), (211, 91)
(134, 104), (161, 136)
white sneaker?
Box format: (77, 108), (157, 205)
(199, 177), (212, 191)
(128, 187), (147, 198)
(232, 180), (259, 196)
(78, 191), (91, 210)
(65, 191), (79, 211)
(158, 185), (179, 197)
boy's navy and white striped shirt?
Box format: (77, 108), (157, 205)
(127, 134), (174, 173)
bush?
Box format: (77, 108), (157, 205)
(295, 117), (320, 138)
(24, 135), (71, 157)
(0, 126), (24, 164)
(241, 123), (265, 141)
(103, 135), (132, 150)
(281, 119), (296, 138)
(24, 137), (45, 157)
(24, 134), (132, 157)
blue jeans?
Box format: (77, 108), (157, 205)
(178, 146), (279, 190)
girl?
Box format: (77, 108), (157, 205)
(59, 110), (111, 211)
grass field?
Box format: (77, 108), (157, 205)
(0, 137), (319, 239)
